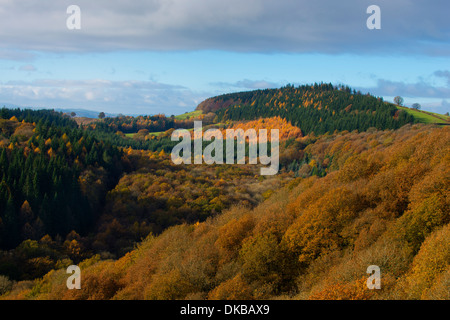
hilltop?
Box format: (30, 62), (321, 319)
(197, 83), (417, 135)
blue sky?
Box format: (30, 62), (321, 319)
(0, 0), (449, 115)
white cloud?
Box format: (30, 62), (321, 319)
(356, 72), (450, 100)
(0, 79), (207, 115)
(353, 72), (450, 113)
(211, 79), (280, 90)
(18, 64), (37, 72)
(415, 99), (450, 114)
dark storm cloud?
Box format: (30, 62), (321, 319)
(0, 0), (448, 55)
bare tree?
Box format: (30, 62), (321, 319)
(394, 96), (404, 106)
(411, 103), (421, 110)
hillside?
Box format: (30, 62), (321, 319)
(0, 88), (448, 301)
(396, 106), (450, 125)
(0, 109), (124, 251)
(174, 110), (203, 120)
(197, 83), (416, 135)
(0, 108), (293, 282)
(69, 84), (447, 144)
(3, 123), (448, 300)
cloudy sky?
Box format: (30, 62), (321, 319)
(0, 0), (449, 115)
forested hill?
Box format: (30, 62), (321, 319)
(196, 83), (416, 135)
(0, 108), (125, 251)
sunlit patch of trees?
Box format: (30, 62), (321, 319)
(226, 116), (303, 141)
(91, 148), (290, 256)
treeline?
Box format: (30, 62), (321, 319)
(82, 112), (219, 152)
(1, 108), (78, 130)
(84, 114), (180, 134)
(198, 83), (416, 135)
(86, 129), (179, 153)
(83, 113), (215, 134)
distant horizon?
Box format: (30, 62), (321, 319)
(2, 81), (449, 118)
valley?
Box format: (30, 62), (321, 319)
(0, 83), (448, 300)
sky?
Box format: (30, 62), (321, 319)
(0, 0), (449, 116)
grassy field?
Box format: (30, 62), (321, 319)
(397, 106), (449, 125)
(174, 110), (202, 120)
(125, 131), (163, 138)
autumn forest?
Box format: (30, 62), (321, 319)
(0, 84), (448, 300)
